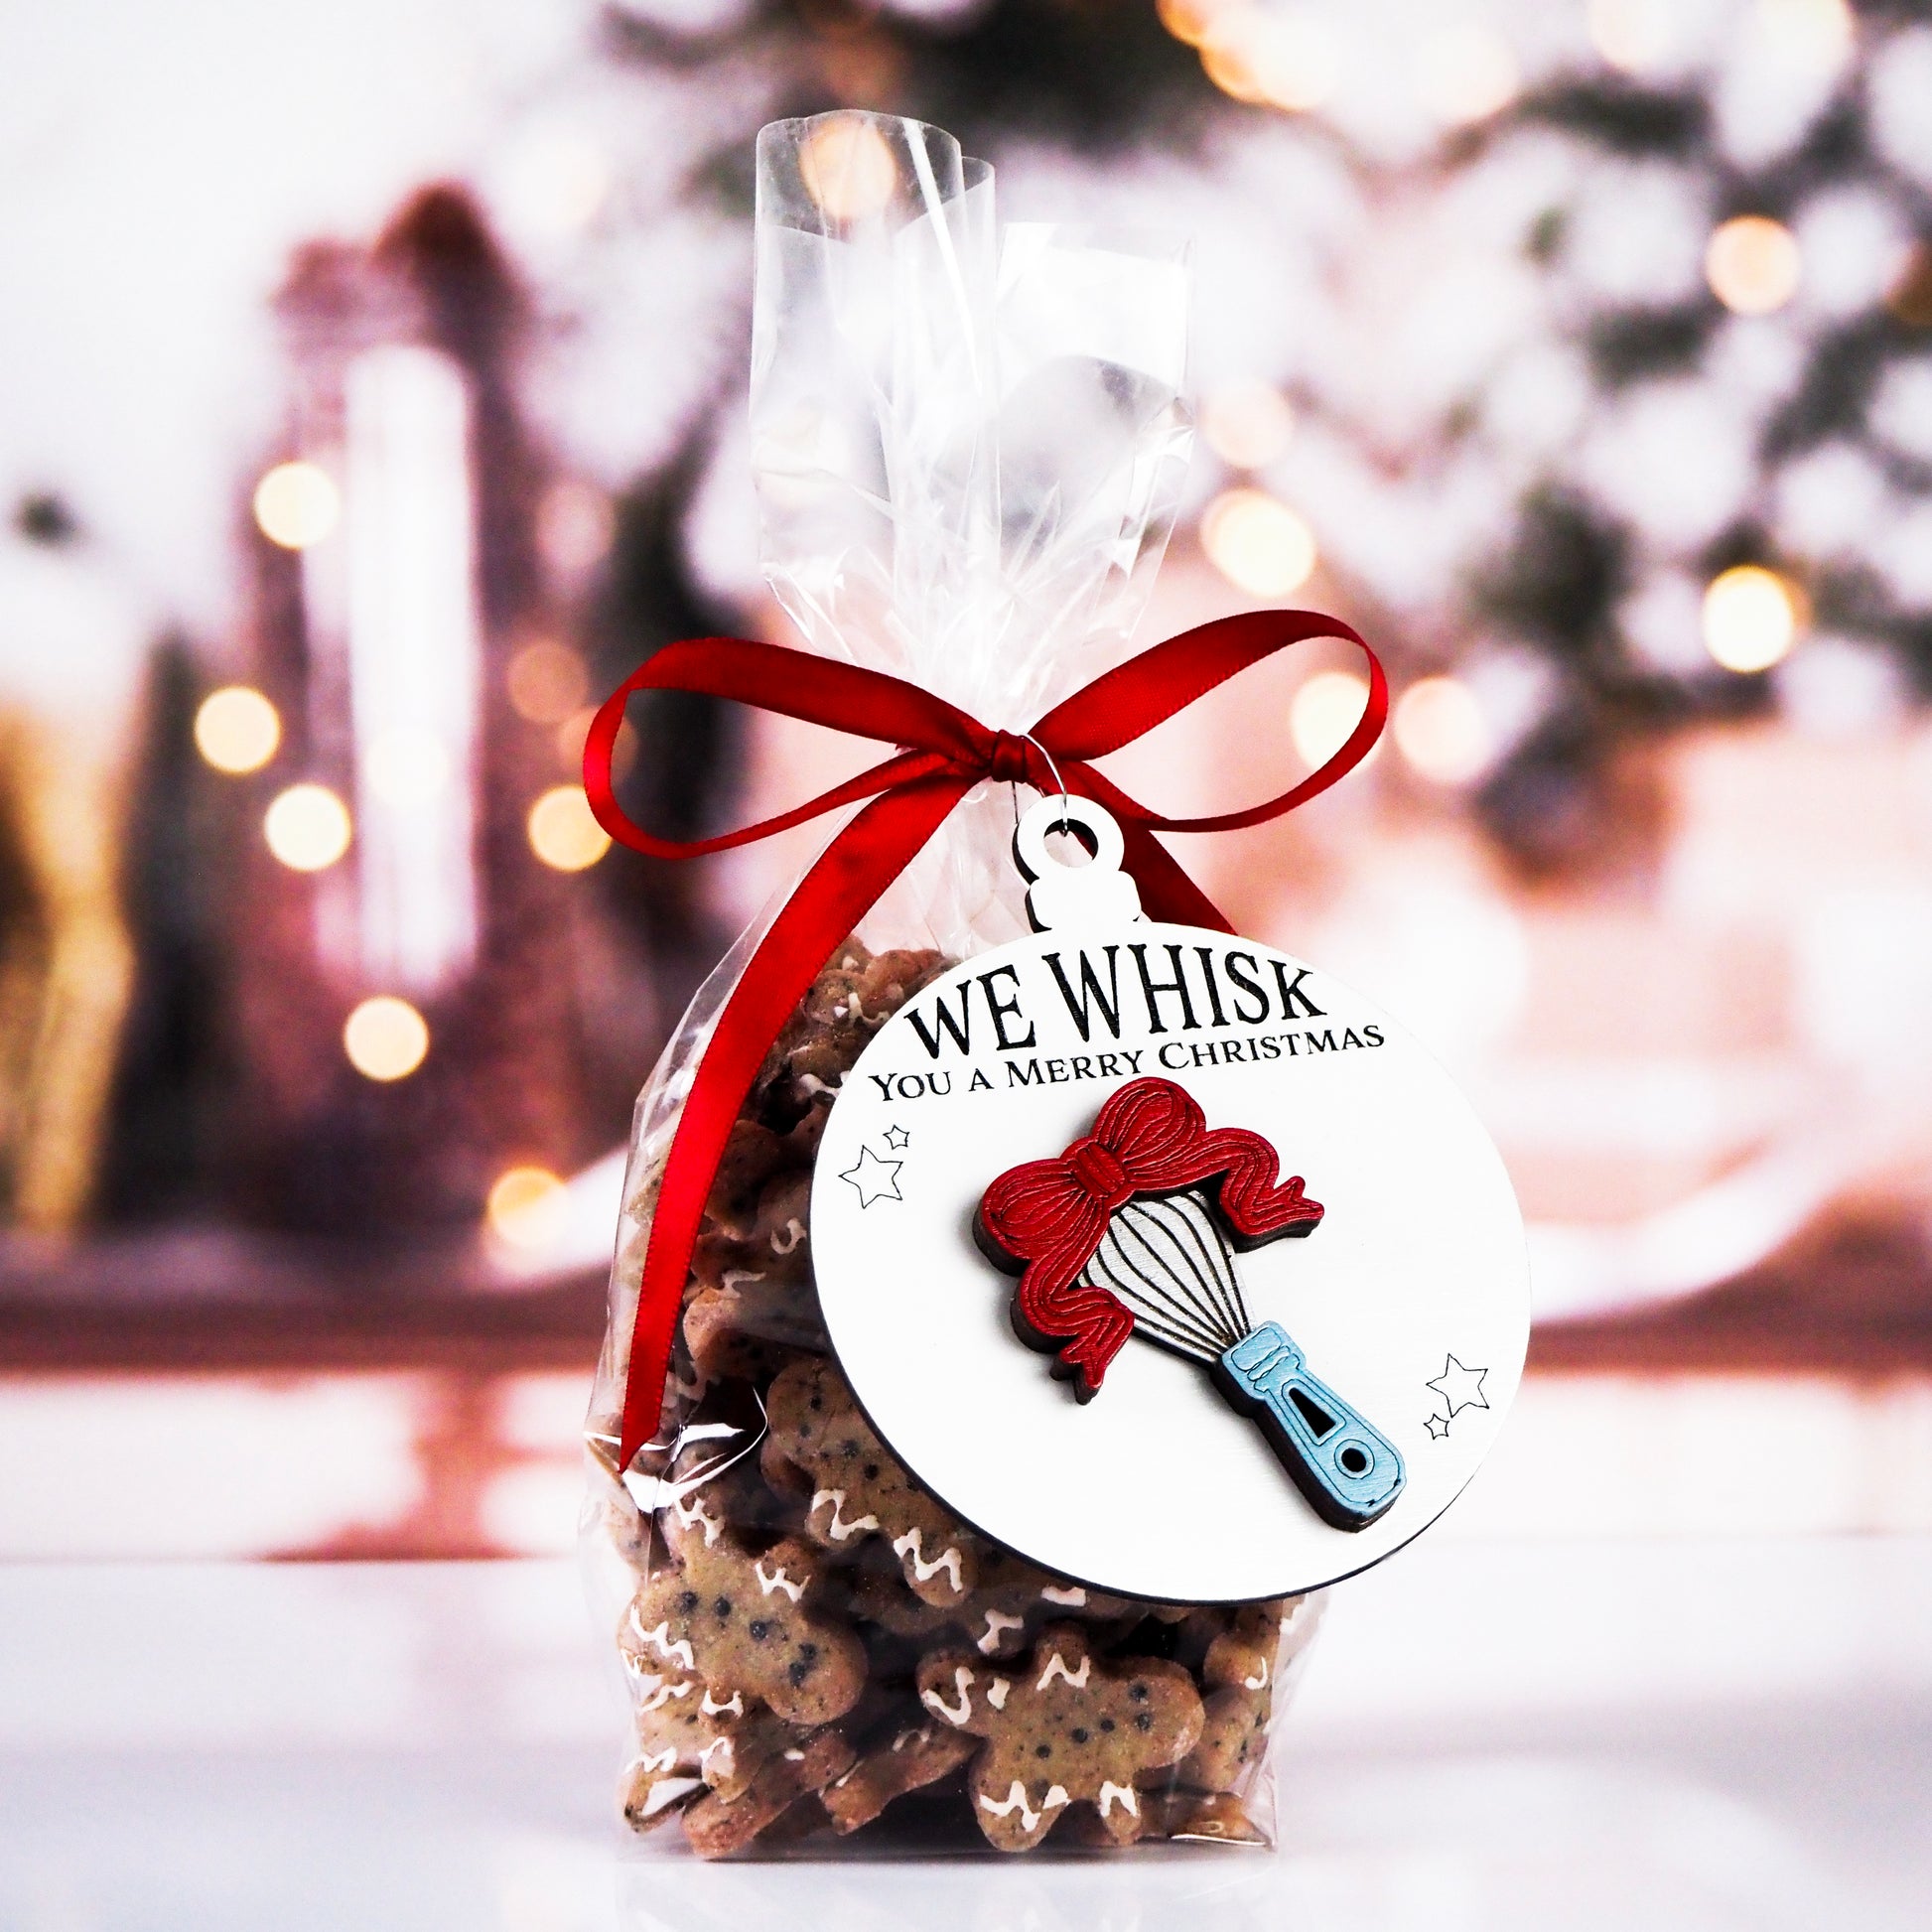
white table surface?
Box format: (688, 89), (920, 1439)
(2, 1537), (1928, 1931)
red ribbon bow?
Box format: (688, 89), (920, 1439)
(976, 1075), (1325, 1399)
(585, 610), (1386, 1472)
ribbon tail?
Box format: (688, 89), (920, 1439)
(1069, 765), (1233, 934)
(617, 776), (971, 1472)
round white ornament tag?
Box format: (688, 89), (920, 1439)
(811, 798), (1530, 1603)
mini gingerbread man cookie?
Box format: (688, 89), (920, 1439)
(763, 1357), (979, 1608)
(820, 1719), (977, 1835)
(617, 1656), (773, 1829)
(681, 1726), (860, 1860)
(1181, 1597), (1306, 1792)
(916, 1624), (1205, 1851)
(625, 1495), (867, 1726)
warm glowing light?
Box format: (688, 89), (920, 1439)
(364, 729), (454, 808)
(1201, 8), (1339, 112)
(1416, 24), (1519, 126)
(263, 783), (351, 872)
(1157, 0), (1243, 48)
(1587, 0), (1675, 74)
(507, 638), (591, 725)
(1757, 0), (1854, 69)
(1393, 677), (1492, 783)
(1292, 670), (1373, 768)
(1703, 567), (1801, 673)
(253, 462), (341, 549)
(1706, 216), (1801, 316)
(799, 117), (900, 223)
(194, 686), (280, 774)
(486, 1166), (568, 1249)
(1200, 382), (1296, 471)
(343, 996), (430, 1082)
(1201, 487), (1317, 598)
(527, 785), (611, 871)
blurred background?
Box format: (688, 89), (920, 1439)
(6, 5), (1932, 1926)
(3, 0), (1931, 1577)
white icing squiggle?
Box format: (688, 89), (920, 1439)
(770, 1218), (806, 1255)
(812, 1489), (880, 1542)
(630, 1616), (696, 1671)
(1036, 1651), (1091, 1691)
(756, 1558), (805, 1602)
(893, 1528), (964, 1592)
(1038, 1586), (1087, 1606)
(1097, 1782), (1139, 1820)
(700, 1689), (744, 1718)
(671, 1494), (723, 1547)
(892, 1726), (932, 1752)
(639, 1775), (702, 1817)
(979, 1783), (1070, 1832)
(720, 1268), (765, 1292)
(1243, 1661), (1270, 1691)
(986, 1677), (1011, 1710)
(635, 1747), (677, 1775)
(634, 1673), (695, 1713)
(699, 1735), (734, 1777)
(921, 1666), (975, 1725)
(977, 1610), (1024, 1655)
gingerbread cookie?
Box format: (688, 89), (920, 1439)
(1149, 1790), (1268, 1845)
(682, 1726), (859, 1860)
(820, 1719), (976, 1835)
(916, 1624), (1205, 1851)
(853, 1550), (1136, 1660)
(763, 1357), (979, 1608)
(1181, 1600), (1302, 1792)
(625, 1495), (866, 1725)
(617, 1656), (767, 1829)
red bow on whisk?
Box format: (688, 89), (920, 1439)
(584, 610), (1385, 1472)
(975, 1076), (1324, 1400)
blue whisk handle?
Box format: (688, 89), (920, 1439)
(1215, 1321), (1406, 1531)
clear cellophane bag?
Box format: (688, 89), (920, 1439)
(582, 110), (1323, 1860)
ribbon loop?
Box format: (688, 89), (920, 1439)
(592, 610), (1385, 1471)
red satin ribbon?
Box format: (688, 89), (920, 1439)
(584, 609), (1386, 1472)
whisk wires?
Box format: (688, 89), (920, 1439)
(1079, 1192), (1254, 1366)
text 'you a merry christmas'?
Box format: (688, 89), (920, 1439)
(860, 941), (1388, 1105)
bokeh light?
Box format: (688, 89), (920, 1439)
(486, 1166), (568, 1249)
(527, 784), (611, 871)
(1707, 216), (1801, 316)
(252, 461), (341, 549)
(1201, 381), (1296, 471)
(1292, 670), (1373, 768)
(1201, 487), (1317, 597)
(1758, 0), (1855, 69)
(1199, 7), (1339, 112)
(193, 686), (281, 774)
(1416, 24), (1519, 126)
(1703, 565), (1802, 672)
(507, 637), (591, 725)
(1588, 0), (1675, 74)
(799, 117), (899, 223)
(1394, 676), (1492, 783)
(343, 996), (430, 1082)
(263, 783), (352, 872)
(1157, 0), (1239, 47)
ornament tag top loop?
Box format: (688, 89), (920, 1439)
(1013, 794), (1143, 933)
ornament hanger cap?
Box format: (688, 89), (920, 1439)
(1013, 794), (1143, 933)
